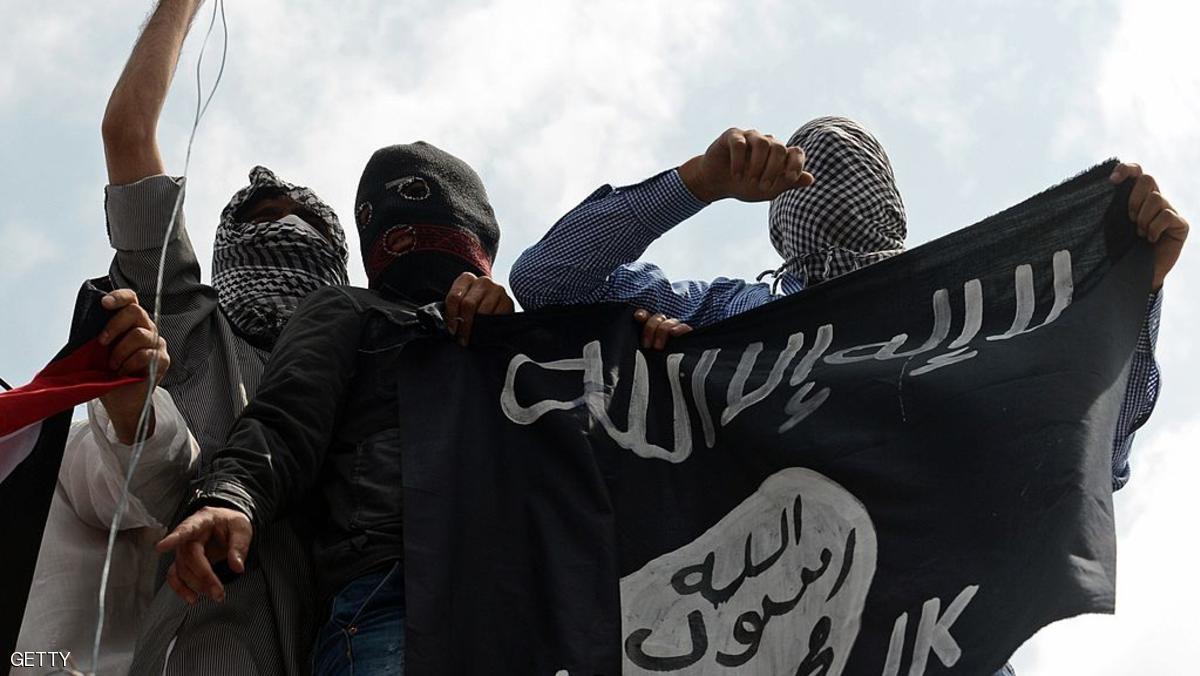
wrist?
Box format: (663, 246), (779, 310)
(191, 484), (260, 530)
(102, 396), (156, 444)
(678, 156), (721, 204)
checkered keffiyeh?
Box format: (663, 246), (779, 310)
(768, 117), (906, 285)
(212, 166), (350, 344)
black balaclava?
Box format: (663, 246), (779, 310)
(354, 142), (500, 304)
(767, 116), (906, 286)
(213, 166), (349, 346)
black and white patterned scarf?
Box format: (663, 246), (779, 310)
(767, 116), (906, 286)
(213, 166), (349, 344)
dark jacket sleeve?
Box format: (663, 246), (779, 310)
(195, 286), (364, 525)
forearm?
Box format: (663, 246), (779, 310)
(201, 404), (325, 526)
(102, 0), (204, 184)
(510, 169), (706, 309)
(101, 385), (157, 444)
(198, 288), (363, 525)
(678, 155), (721, 203)
(62, 390), (198, 530)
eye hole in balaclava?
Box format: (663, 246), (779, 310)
(212, 166), (350, 348)
(355, 142), (501, 304)
(387, 176), (432, 201)
(356, 201), (373, 232)
(767, 116), (906, 286)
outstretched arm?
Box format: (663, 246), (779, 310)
(1106, 162), (1187, 489)
(102, 0), (204, 185)
(101, 1), (218, 363)
(156, 287), (364, 603)
(509, 128), (810, 326)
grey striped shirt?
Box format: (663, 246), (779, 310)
(103, 175), (316, 676)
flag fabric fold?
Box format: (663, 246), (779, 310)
(0, 278), (135, 662)
(0, 338), (141, 464)
(395, 161), (1152, 675)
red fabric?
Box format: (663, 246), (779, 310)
(0, 338), (143, 436)
(366, 223), (494, 281)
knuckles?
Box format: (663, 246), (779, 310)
(119, 303), (149, 320)
(111, 289), (140, 305)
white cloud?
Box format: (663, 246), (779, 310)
(857, 21), (1035, 167)
(164, 0), (734, 289)
(0, 222), (59, 280)
(0, 5), (133, 119)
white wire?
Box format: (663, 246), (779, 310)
(81, 1), (229, 674)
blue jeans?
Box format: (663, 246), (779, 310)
(313, 562), (405, 676)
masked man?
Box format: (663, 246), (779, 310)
(105, 5), (509, 672)
(509, 117), (1186, 676)
(510, 116), (1181, 488)
(98, 1), (353, 673)
(156, 141), (515, 676)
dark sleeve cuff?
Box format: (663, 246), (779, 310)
(191, 480), (259, 526)
(104, 174), (186, 251)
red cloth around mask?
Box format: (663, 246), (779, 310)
(365, 223), (494, 282)
(0, 338), (143, 436)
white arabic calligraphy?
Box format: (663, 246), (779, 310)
(500, 250), (1075, 459)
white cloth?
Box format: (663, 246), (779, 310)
(13, 388), (199, 675)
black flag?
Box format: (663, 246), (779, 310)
(397, 160), (1151, 675)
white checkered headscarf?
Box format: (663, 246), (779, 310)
(213, 166), (350, 345)
(768, 117), (906, 286)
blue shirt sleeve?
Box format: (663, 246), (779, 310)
(1111, 291), (1163, 491)
(510, 169), (779, 327)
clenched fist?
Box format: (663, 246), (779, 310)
(679, 128), (814, 203)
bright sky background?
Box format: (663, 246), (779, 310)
(1, 0), (1197, 672)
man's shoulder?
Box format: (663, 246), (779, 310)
(303, 286), (428, 353)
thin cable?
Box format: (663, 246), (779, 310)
(199, 0), (228, 124)
(86, 1), (228, 673)
(185, 0), (227, 173)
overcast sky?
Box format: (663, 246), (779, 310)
(1, 0), (1197, 672)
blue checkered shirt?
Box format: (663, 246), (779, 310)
(511, 169), (1163, 491)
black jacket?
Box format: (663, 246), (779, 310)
(196, 285), (438, 597)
